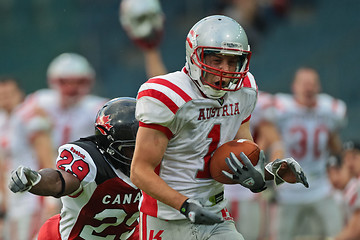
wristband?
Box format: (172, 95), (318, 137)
(180, 198), (190, 216)
(55, 170), (66, 198)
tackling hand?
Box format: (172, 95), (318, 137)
(8, 166), (42, 193)
(265, 157), (309, 188)
(222, 150), (267, 193)
(180, 199), (223, 225)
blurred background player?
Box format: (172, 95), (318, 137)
(29, 52), (108, 149)
(272, 66), (347, 239)
(330, 141), (360, 240)
(0, 76), (54, 240)
(4, 53), (108, 239)
(0, 77), (25, 240)
(9, 97), (140, 240)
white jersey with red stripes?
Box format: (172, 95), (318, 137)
(136, 67), (258, 220)
(25, 89), (107, 149)
(56, 138), (140, 240)
(273, 93), (347, 203)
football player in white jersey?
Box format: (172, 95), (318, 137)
(131, 15), (308, 240)
(272, 67), (347, 239)
(9, 98), (141, 240)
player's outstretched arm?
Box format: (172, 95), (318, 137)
(9, 166), (81, 198)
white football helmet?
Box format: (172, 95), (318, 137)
(47, 53), (95, 82)
(119, 0), (164, 49)
(185, 15), (252, 99)
(47, 53), (95, 105)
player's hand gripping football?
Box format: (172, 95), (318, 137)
(8, 165), (42, 193)
(180, 199), (223, 225)
(222, 150), (267, 193)
(265, 157), (309, 188)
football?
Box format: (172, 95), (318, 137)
(210, 139), (260, 184)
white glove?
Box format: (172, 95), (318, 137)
(265, 157), (309, 188)
(8, 166), (42, 193)
(222, 150), (267, 193)
(180, 198), (223, 225)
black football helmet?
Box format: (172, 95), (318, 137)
(94, 97), (138, 176)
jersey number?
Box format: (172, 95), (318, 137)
(196, 124), (220, 179)
(56, 149), (90, 181)
(289, 125), (329, 160)
(79, 209), (139, 240)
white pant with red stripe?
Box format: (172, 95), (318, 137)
(139, 208), (244, 240)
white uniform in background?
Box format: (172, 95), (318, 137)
(273, 93), (347, 239)
(340, 177), (360, 223)
(5, 101), (51, 240)
(27, 89), (107, 148)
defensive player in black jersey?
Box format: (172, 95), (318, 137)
(8, 97), (140, 240)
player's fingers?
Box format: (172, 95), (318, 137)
(254, 150), (265, 171)
(230, 152), (245, 169)
(298, 171), (309, 188)
(221, 170), (236, 180)
(239, 152), (252, 169)
(225, 157), (240, 174)
(9, 174), (24, 192)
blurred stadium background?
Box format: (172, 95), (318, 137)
(0, 0), (359, 140)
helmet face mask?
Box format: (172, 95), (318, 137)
(194, 47), (251, 91)
(185, 15), (252, 99)
(107, 139), (135, 166)
(94, 97), (138, 176)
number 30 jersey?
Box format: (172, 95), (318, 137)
(55, 137), (140, 240)
(273, 93), (347, 203)
(136, 67), (258, 220)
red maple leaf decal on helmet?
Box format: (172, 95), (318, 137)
(95, 115), (113, 135)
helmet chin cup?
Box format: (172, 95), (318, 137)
(201, 84), (227, 99)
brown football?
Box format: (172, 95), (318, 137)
(210, 139), (260, 184)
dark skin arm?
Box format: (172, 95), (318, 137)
(29, 169), (81, 197)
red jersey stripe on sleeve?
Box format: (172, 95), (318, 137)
(241, 114), (251, 124)
(139, 122), (173, 140)
(137, 89), (179, 114)
(147, 78), (192, 102)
